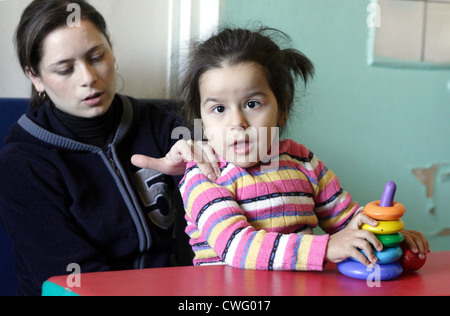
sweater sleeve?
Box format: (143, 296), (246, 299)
(179, 162), (329, 271)
(0, 154), (113, 296)
(284, 140), (361, 234)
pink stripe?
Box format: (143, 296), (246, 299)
(323, 204), (359, 234)
(314, 177), (341, 202)
(230, 227), (250, 267)
(316, 193), (352, 218)
(183, 172), (203, 201)
(255, 233), (277, 270)
(280, 140), (310, 158)
(306, 235), (329, 271)
(235, 179), (313, 199)
(214, 221), (248, 256)
(190, 186), (235, 219)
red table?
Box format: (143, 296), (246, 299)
(42, 251), (450, 296)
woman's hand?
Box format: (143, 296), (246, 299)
(131, 139), (220, 180)
(326, 212), (383, 267)
(401, 229), (430, 259)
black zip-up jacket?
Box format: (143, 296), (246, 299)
(0, 95), (186, 296)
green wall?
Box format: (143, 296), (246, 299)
(220, 0), (450, 250)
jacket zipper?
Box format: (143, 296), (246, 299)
(100, 145), (152, 268)
(105, 145), (121, 178)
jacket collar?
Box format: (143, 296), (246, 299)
(17, 94), (133, 152)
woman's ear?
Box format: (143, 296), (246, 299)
(25, 66), (45, 93)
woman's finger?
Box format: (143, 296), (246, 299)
(131, 154), (186, 176)
(131, 154), (159, 170)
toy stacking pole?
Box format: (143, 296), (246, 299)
(380, 181), (396, 207)
(337, 181), (425, 281)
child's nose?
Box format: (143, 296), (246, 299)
(230, 109), (249, 130)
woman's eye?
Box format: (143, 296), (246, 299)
(90, 53), (105, 63)
(246, 100), (261, 109)
(213, 105), (225, 114)
(56, 68), (74, 76)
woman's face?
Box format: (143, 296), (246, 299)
(28, 19), (116, 118)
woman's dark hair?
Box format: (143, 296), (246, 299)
(178, 27), (315, 127)
(15, 0), (110, 110)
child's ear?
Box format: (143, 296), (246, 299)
(278, 112), (287, 127)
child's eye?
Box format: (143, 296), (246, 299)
(245, 100), (261, 109)
(213, 105), (226, 114)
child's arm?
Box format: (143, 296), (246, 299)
(180, 163), (329, 271)
(286, 141), (381, 266)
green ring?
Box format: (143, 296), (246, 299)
(376, 232), (405, 248)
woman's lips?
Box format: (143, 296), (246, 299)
(83, 92), (104, 107)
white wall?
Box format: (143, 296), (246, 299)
(0, 0), (219, 99)
(0, 0), (30, 98)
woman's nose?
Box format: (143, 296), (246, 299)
(79, 62), (97, 87)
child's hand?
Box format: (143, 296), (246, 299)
(326, 213), (383, 267)
(401, 229), (430, 259)
(132, 140), (220, 180)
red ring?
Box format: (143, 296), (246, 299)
(363, 201), (406, 221)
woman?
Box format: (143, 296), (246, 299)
(0, 0), (217, 296)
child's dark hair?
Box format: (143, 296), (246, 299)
(178, 27), (315, 127)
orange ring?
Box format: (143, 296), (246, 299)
(363, 201), (406, 221)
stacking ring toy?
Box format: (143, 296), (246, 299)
(363, 182), (406, 221)
(352, 246), (403, 264)
(362, 219), (404, 235)
(363, 201), (406, 221)
(337, 260), (403, 281)
(377, 233), (404, 248)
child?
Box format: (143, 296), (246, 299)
(176, 27), (430, 271)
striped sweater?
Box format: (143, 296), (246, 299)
(179, 139), (360, 271)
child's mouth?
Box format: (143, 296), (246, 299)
(233, 140), (252, 155)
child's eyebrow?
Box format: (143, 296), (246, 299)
(203, 97), (222, 106)
(246, 91), (268, 99)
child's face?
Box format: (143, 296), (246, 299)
(199, 62), (284, 168)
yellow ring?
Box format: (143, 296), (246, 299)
(362, 219), (405, 235)
(363, 201), (406, 221)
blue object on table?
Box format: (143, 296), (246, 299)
(337, 259), (403, 281)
